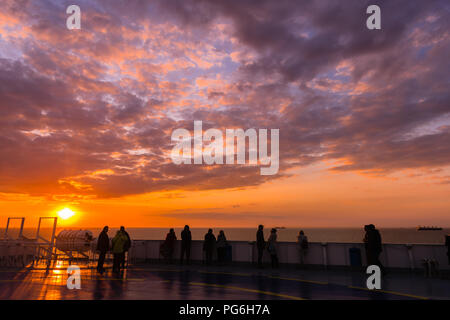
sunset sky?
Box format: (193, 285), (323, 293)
(0, 0), (449, 228)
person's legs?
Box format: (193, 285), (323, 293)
(112, 254), (118, 273)
(119, 253), (125, 273)
(114, 253), (123, 273)
(366, 250), (375, 266)
(301, 250), (308, 268)
(218, 248), (225, 264)
(257, 247), (263, 267)
(121, 252), (127, 269)
(97, 251), (106, 272)
(223, 247), (227, 263)
(274, 254), (279, 268)
(374, 252), (385, 273)
(207, 249), (213, 265)
(186, 244), (191, 265)
(168, 249), (174, 264)
(180, 243), (185, 264)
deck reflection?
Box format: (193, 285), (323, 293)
(0, 261), (449, 300)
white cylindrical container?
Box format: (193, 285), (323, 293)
(55, 230), (94, 252)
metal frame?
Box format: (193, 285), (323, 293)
(4, 217), (25, 239)
(35, 217), (58, 265)
(36, 217), (58, 244)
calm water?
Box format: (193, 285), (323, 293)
(4, 227), (449, 244)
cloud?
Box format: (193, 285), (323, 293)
(0, 0), (449, 199)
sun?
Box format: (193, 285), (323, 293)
(57, 208), (75, 220)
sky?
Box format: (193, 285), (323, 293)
(0, 0), (449, 228)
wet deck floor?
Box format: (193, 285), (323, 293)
(1, 262), (449, 300)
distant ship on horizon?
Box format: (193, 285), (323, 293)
(417, 226), (443, 231)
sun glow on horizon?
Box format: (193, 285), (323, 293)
(57, 208), (75, 220)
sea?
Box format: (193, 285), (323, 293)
(4, 227), (449, 244)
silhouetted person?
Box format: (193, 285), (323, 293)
(216, 230), (228, 265)
(256, 225), (265, 268)
(180, 225), (192, 265)
(120, 226), (131, 269)
(267, 228), (279, 269)
(297, 230), (308, 267)
(163, 228), (177, 264)
(203, 229), (216, 265)
(96, 226), (109, 274)
(112, 229), (128, 274)
(363, 224), (384, 273)
(446, 235), (450, 265)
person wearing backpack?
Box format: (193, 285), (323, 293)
(120, 226), (131, 270)
(111, 229), (128, 274)
(297, 230), (308, 268)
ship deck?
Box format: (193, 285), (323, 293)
(1, 262), (449, 300)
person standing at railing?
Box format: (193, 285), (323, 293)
(96, 226), (110, 275)
(446, 235), (450, 265)
(120, 226), (131, 270)
(363, 224), (384, 274)
(256, 225), (265, 268)
(163, 228), (177, 264)
(111, 229), (128, 274)
(203, 229), (216, 265)
(267, 228), (279, 269)
(216, 230), (228, 265)
(180, 225), (192, 265)
(297, 230), (308, 268)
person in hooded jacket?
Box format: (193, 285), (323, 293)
(112, 229), (128, 274)
(180, 225), (192, 265)
(363, 224), (384, 273)
(216, 230), (228, 265)
(203, 229), (216, 265)
(96, 226), (109, 274)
